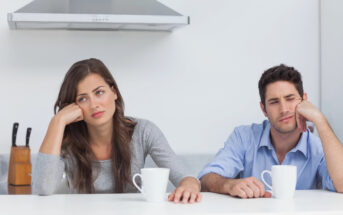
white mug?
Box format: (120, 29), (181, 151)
(132, 168), (170, 202)
(261, 165), (297, 199)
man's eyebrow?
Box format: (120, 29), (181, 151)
(77, 86), (105, 97)
(284, 94), (296, 98)
(267, 97), (279, 102)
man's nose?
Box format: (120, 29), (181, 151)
(280, 100), (289, 114)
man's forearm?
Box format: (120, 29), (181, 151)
(200, 173), (232, 194)
(315, 116), (343, 192)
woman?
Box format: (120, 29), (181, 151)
(33, 58), (201, 204)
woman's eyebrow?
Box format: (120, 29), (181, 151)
(92, 86), (105, 93)
(77, 86), (105, 96)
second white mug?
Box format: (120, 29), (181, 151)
(132, 168), (170, 202)
(261, 165), (297, 199)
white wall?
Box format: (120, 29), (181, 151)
(321, 0), (343, 142)
(0, 0), (320, 154)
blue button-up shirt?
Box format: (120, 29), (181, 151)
(198, 120), (336, 191)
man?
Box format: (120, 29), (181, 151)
(199, 64), (343, 198)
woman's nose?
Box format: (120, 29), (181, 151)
(89, 97), (99, 109)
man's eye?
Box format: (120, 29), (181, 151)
(270, 101), (278, 104)
(287, 98), (295, 101)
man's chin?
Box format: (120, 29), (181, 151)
(273, 124), (298, 134)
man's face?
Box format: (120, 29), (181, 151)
(260, 81), (303, 134)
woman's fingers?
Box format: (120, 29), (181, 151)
(170, 177), (201, 204)
(182, 191), (191, 204)
(189, 193), (197, 204)
(57, 103), (84, 125)
(168, 191), (175, 201)
(74, 114), (84, 123)
(196, 193), (202, 202)
(170, 187), (201, 204)
(173, 188), (184, 203)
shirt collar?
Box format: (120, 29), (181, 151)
(258, 120), (308, 158)
(259, 121), (273, 150)
(289, 131), (308, 158)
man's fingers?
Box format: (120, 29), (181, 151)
(298, 115), (306, 132)
(263, 191), (272, 198)
(236, 188), (247, 199)
(231, 186), (246, 198)
(247, 182), (260, 198)
(253, 179), (265, 197)
(241, 185), (254, 198)
(295, 111), (303, 132)
(302, 116), (307, 132)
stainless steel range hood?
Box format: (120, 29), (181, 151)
(8, 0), (190, 31)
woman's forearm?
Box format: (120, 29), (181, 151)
(39, 116), (66, 156)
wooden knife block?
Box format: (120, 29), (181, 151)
(8, 146), (32, 186)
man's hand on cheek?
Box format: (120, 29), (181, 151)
(296, 101), (325, 132)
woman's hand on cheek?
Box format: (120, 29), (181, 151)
(168, 177), (202, 204)
(55, 103), (84, 126)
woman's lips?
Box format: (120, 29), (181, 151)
(92, 111), (104, 118)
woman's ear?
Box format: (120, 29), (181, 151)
(111, 86), (118, 100)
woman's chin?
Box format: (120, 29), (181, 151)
(86, 118), (112, 128)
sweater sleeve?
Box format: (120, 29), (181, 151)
(32, 152), (65, 195)
(141, 120), (188, 187)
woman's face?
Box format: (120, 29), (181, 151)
(75, 73), (117, 127)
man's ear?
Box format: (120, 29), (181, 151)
(260, 102), (268, 117)
(303, 92), (308, 101)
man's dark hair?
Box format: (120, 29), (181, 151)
(258, 64), (303, 106)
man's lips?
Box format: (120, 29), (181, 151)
(279, 115), (294, 122)
(92, 111), (104, 118)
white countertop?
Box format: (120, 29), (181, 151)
(1, 190), (343, 215)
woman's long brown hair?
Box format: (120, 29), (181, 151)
(54, 58), (136, 193)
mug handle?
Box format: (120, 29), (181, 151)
(261, 170), (273, 191)
(132, 173), (143, 193)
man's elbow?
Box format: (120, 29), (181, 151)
(336, 186), (343, 193)
(199, 173), (220, 192)
(199, 174), (213, 192)
(333, 181), (343, 193)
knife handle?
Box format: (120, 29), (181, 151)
(12, 122), (19, 147)
(25, 127), (32, 147)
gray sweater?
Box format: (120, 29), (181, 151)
(32, 118), (187, 195)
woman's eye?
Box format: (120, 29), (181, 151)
(78, 97), (86, 103)
(96, 90), (104, 95)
